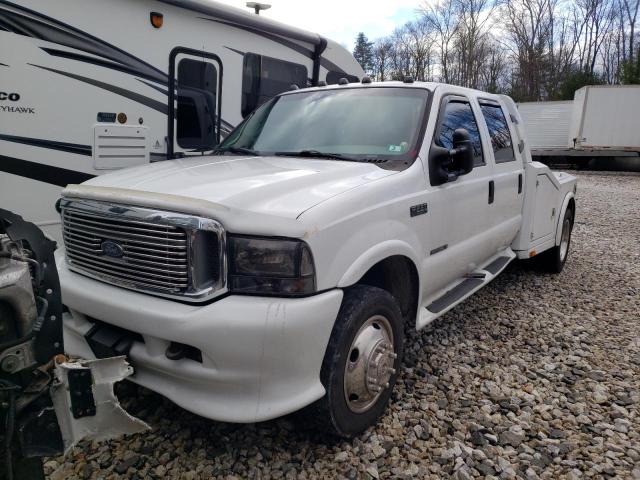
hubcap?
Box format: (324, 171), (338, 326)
(343, 315), (396, 413)
(560, 218), (571, 262)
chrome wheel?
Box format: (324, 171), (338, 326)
(559, 217), (571, 262)
(343, 315), (397, 413)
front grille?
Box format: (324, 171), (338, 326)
(60, 200), (226, 302)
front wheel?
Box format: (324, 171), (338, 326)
(307, 285), (404, 438)
(538, 206), (574, 273)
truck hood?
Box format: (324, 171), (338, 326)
(81, 155), (397, 219)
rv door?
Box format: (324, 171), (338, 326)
(168, 48), (223, 159)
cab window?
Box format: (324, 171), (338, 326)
(436, 99), (484, 166)
(480, 103), (515, 163)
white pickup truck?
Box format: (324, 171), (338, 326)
(55, 80), (577, 437)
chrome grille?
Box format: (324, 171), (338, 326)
(60, 199), (226, 302)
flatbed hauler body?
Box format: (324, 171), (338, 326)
(56, 80), (576, 437)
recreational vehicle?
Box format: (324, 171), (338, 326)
(0, 0), (364, 243)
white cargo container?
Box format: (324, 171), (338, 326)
(518, 101), (573, 151)
(518, 85), (640, 158)
(569, 85), (640, 152)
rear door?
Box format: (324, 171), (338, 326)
(423, 93), (497, 295)
(477, 100), (524, 247)
(168, 48), (222, 159)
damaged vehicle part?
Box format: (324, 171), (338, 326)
(0, 209), (148, 480)
(1, 208), (64, 480)
(51, 356), (149, 455)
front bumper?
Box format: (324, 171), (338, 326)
(56, 251), (343, 423)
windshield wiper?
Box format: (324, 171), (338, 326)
(274, 150), (357, 161)
(214, 146), (260, 156)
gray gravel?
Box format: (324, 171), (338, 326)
(45, 171), (640, 479)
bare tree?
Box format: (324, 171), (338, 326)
(622, 0), (639, 61)
(456, 0), (496, 88)
(371, 39), (393, 81)
(502, 0), (561, 100)
(365, 0), (639, 100)
(421, 0), (461, 83)
(479, 36), (510, 92)
(405, 18), (436, 81)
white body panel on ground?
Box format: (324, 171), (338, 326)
(0, 0), (363, 244)
(56, 82), (576, 422)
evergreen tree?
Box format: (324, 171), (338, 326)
(554, 68), (604, 100)
(353, 32), (374, 74)
(620, 48), (640, 85)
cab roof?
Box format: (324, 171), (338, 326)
(281, 80), (502, 101)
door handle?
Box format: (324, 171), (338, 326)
(489, 180), (495, 204)
(518, 173), (523, 194)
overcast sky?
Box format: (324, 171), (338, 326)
(214, 0), (419, 50)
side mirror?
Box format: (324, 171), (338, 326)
(452, 128), (474, 176)
(428, 128), (475, 186)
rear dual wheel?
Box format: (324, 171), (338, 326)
(309, 285), (404, 438)
(538, 206), (574, 273)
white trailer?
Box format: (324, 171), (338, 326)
(517, 100), (573, 151)
(518, 85), (640, 162)
(569, 85), (640, 152)
(0, 0), (364, 244)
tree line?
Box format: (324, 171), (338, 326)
(352, 0), (640, 101)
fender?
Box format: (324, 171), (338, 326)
(555, 192), (575, 246)
(337, 239), (421, 288)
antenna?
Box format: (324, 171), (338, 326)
(246, 2), (271, 14)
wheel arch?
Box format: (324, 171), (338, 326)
(338, 242), (421, 324)
(555, 192), (575, 245)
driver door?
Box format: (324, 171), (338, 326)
(422, 94), (497, 296)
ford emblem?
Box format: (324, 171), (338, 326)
(101, 240), (124, 258)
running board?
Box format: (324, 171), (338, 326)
(417, 249), (516, 330)
(426, 277), (485, 314)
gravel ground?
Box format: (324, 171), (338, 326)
(45, 171), (640, 480)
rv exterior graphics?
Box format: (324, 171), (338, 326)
(0, 0), (364, 243)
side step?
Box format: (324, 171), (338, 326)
(417, 250), (515, 329)
(484, 255), (512, 275)
(426, 277), (484, 314)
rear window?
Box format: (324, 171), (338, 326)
(480, 103), (515, 163)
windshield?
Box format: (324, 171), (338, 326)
(219, 87), (430, 165)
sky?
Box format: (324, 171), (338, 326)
(214, 0), (419, 50)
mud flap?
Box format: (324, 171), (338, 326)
(50, 356), (150, 454)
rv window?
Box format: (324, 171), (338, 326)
(177, 58), (218, 150)
(480, 103), (515, 163)
(242, 53), (308, 118)
(326, 71), (359, 85)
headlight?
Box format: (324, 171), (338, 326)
(228, 236), (316, 296)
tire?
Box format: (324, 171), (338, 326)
(538, 206), (574, 273)
(306, 285), (404, 438)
